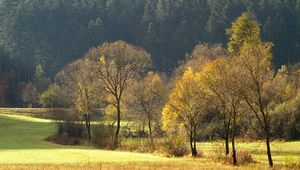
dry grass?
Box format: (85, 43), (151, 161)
(0, 161), (294, 170)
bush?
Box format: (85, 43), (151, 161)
(39, 84), (69, 108)
(163, 135), (188, 157)
(225, 149), (254, 165)
(236, 149), (254, 164)
(47, 121), (85, 146)
(92, 123), (116, 149)
(211, 143), (253, 165)
(46, 135), (83, 145)
(120, 138), (150, 152)
(57, 121), (85, 138)
(271, 97), (300, 140)
(211, 142), (227, 161)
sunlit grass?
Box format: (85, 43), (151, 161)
(0, 111), (299, 169)
(0, 108), (50, 117)
(0, 114), (172, 164)
(198, 140), (300, 165)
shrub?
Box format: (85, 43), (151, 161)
(163, 135), (188, 157)
(226, 149), (254, 165)
(57, 121), (85, 138)
(120, 138), (150, 152)
(92, 123), (116, 149)
(46, 135), (83, 145)
(211, 142), (227, 161)
(211, 143), (253, 165)
(236, 149), (254, 164)
(271, 98), (300, 140)
(39, 84), (69, 108)
(46, 118), (86, 146)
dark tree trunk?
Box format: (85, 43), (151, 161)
(193, 139), (197, 156)
(231, 134), (237, 166)
(147, 116), (154, 146)
(147, 113), (152, 139)
(231, 114), (237, 166)
(225, 132), (229, 155)
(190, 131), (197, 157)
(85, 114), (91, 142)
(224, 115), (230, 155)
(114, 100), (121, 148)
(265, 131), (273, 167)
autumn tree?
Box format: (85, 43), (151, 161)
(125, 71), (167, 144)
(86, 40), (151, 147)
(176, 43), (225, 75)
(22, 83), (39, 107)
(269, 65), (300, 140)
(56, 58), (103, 142)
(200, 57), (230, 155)
(227, 12), (275, 167)
(201, 57), (242, 165)
(226, 12), (261, 54)
(162, 67), (208, 157)
(74, 59), (104, 142)
(39, 84), (68, 108)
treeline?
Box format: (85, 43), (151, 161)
(35, 13), (300, 167)
(1, 0), (300, 106)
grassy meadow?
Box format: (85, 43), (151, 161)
(0, 108), (299, 169)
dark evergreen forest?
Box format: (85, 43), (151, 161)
(0, 0), (300, 106)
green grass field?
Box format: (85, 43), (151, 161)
(0, 108), (299, 169)
(0, 114), (172, 164)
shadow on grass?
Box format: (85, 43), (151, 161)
(0, 114), (92, 150)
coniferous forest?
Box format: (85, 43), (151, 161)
(0, 0), (300, 106)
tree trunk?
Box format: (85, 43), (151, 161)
(114, 100), (121, 148)
(224, 116), (230, 155)
(85, 114), (91, 142)
(193, 139), (197, 156)
(147, 116), (154, 146)
(225, 131), (229, 155)
(190, 131), (197, 157)
(231, 134), (237, 166)
(231, 114), (237, 166)
(88, 113), (91, 142)
(266, 131), (273, 167)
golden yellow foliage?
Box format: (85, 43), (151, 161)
(227, 12), (261, 54)
(162, 67), (207, 133)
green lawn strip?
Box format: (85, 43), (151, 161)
(0, 114), (174, 164)
(0, 113), (299, 166)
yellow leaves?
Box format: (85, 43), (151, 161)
(162, 67), (207, 132)
(105, 104), (117, 116)
(162, 102), (186, 133)
(200, 57), (223, 83)
(100, 55), (107, 65)
(145, 71), (163, 88)
(227, 12), (261, 54)
(161, 103), (174, 131)
(282, 84), (297, 101)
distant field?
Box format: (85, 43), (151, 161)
(0, 108), (51, 118)
(0, 109), (299, 169)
